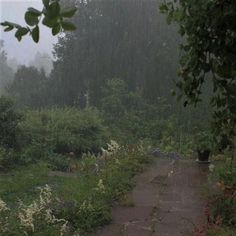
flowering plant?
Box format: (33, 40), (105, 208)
(195, 131), (213, 152)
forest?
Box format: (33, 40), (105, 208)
(0, 0), (235, 236)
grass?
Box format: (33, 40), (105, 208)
(0, 162), (49, 203)
(207, 227), (236, 236)
(0, 143), (149, 235)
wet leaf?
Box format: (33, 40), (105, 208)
(32, 25), (39, 43)
(61, 21), (76, 31)
(25, 11), (39, 26)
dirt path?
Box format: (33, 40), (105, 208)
(90, 158), (209, 236)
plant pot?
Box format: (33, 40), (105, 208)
(197, 150), (210, 162)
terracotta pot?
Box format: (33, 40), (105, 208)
(197, 150), (210, 162)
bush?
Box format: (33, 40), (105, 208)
(47, 154), (70, 172)
(208, 162), (236, 226)
(19, 108), (109, 156)
(0, 147), (15, 170)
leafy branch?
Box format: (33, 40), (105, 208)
(0, 0), (77, 43)
(160, 0), (236, 145)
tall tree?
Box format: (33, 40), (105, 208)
(8, 66), (48, 108)
(51, 0), (180, 106)
(29, 52), (53, 76)
(0, 40), (14, 95)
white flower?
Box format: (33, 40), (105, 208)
(101, 140), (120, 158)
(167, 170), (174, 177)
(95, 179), (106, 193)
(0, 198), (9, 212)
(209, 164), (215, 172)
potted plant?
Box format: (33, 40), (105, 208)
(195, 131), (212, 162)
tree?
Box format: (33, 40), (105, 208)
(51, 0), (181, 107)
(0, 96), (22, 148)
(0, 40), (14, 95)
(8, 66), (48, 108)
(161, 0), (236, 144)
(29, 52), (53, 76)
(0, 0), (213, 135)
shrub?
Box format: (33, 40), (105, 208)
(47, 154), (70, 172)
(19, 108), (109, 156)
(208, 162), (236, 226)
(0, 147), (15, 170)
(0, 185), (70, 236)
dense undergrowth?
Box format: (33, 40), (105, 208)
(0, 80), (197, 171)
(193, 153), (236, 236)
(0, 89), (197, 235)
(0, 79), (222, 235)
(0, 141), (148, 235)
(0, 106), (109, 171)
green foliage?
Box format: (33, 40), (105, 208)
(194, 131), (213, 152)
(0, 96), (22, 149)
(0, 107), (109, 171)
(8, 66), (48, 109)
(207, 227), (236, 236)
(0, 40), (14, 95)
(0, 163), (49, 203)
(0, 184), (69, 236)
(47, 153), (70, 172)
(207, 161), (236, 230)
(211, 162), (236, 188)
(99, 79), (194, 156)
(161, 0), (236, 142)
(0, 147), (15, 171)
(49, 0), (181, 108)
(74, 199), (111, 233)
(19, 108), (108, 156)
(0, 143), (148, 235)
(100, 79), (128, 121)
(0, 0), (77, 43)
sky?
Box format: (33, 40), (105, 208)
(0, 0), (57, 64)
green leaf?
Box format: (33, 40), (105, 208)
(0, 21), (21, 29)
(15, 35), (22, 42)
(48, 2), (61, 17)
(159, 4), (168, 13)
(4, 26), (14, 32)
(52, 24), (61, 36)
(15, 27), (29, 39)
(27, 7), (42, 17)
(60, 7), (77, 18)
(25, 11), (39, 26)
(32, 25), (39, 43)
(11, 23), (22, 29)
(42, 16), (58, 28)
(61, 21), (76, 31)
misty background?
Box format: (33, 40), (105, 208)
(0, 0), (211, 130)
(0, 0), (55, 73)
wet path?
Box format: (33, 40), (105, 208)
(90, 158), (209, 236)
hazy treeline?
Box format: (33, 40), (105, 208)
(5, 0), (178, 106)
(0, 41), (53, 96)
(0, 40), (14, 94)
(3, 0), (211, 131)
(51, 0), (180, 107)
